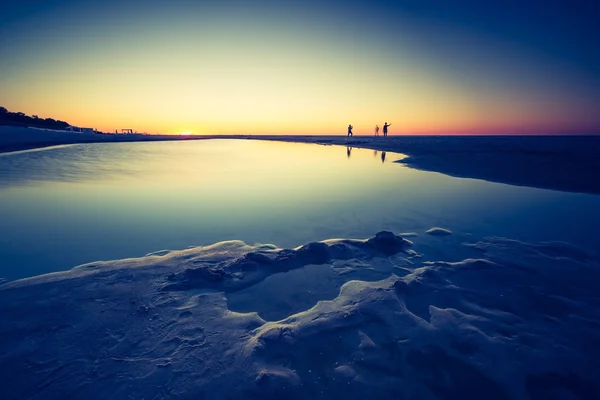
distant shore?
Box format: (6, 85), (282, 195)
(0, 126), (217, 153)
(1, 126), (599, 194)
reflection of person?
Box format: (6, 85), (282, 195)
(381, 151), (386, 163)
(373, 150), (378, 157)
(347, 146), (352, 158)
(383, 122), (391, 137)
(347, 124), (353, 137)
(375, 125), (379, 136)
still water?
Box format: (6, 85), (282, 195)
(1, 139), (599, 280)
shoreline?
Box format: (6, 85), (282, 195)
(1, 126), (599, 194)
(0, 133), (214, 154)
(1, 130), (600, 398)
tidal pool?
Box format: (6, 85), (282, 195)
(1, 139), (598, 280)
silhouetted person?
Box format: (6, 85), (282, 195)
(383, 122), (391, 137)
(374, 150), (378, 157)
(381, 151), (386, 163)
(347, 146), (352, 158)
(347, 124), (353, 137)
(375, 125), (380, 136)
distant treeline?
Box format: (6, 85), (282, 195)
(0, 106), (70, 130)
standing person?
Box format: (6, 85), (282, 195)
(383, 122), (391, 137)
(375, 125), (380, 137)
(347, 124), (353, 137)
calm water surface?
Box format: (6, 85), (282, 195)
(1, 139), (599, 280)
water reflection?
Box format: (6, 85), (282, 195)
(0, 140), (411, 279)
(1, 139), (599, 281)
(0, 140), (399, 190)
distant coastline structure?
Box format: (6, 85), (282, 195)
(120, 129), (134, 134)
(65, 125), (96, 133)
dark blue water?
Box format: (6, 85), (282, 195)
(1, 139), (599, 280)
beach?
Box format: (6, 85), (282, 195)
(2, 125), (599, 194)
(3, 0), (599, 396)
(1, 129), (600, 399)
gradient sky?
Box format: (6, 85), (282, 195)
(1, 0), (599, 135)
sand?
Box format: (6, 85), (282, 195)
(2, 126), (599, 194)
(1, 231), (599, 398)
(2, 127), (600, 398)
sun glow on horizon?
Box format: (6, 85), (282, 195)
(1, 1), (599, 135)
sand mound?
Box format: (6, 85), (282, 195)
(1, 231), (599, 399)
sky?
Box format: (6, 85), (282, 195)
(1, 0), (599, 135)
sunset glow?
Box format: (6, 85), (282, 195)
(1, 1), (599, 135)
